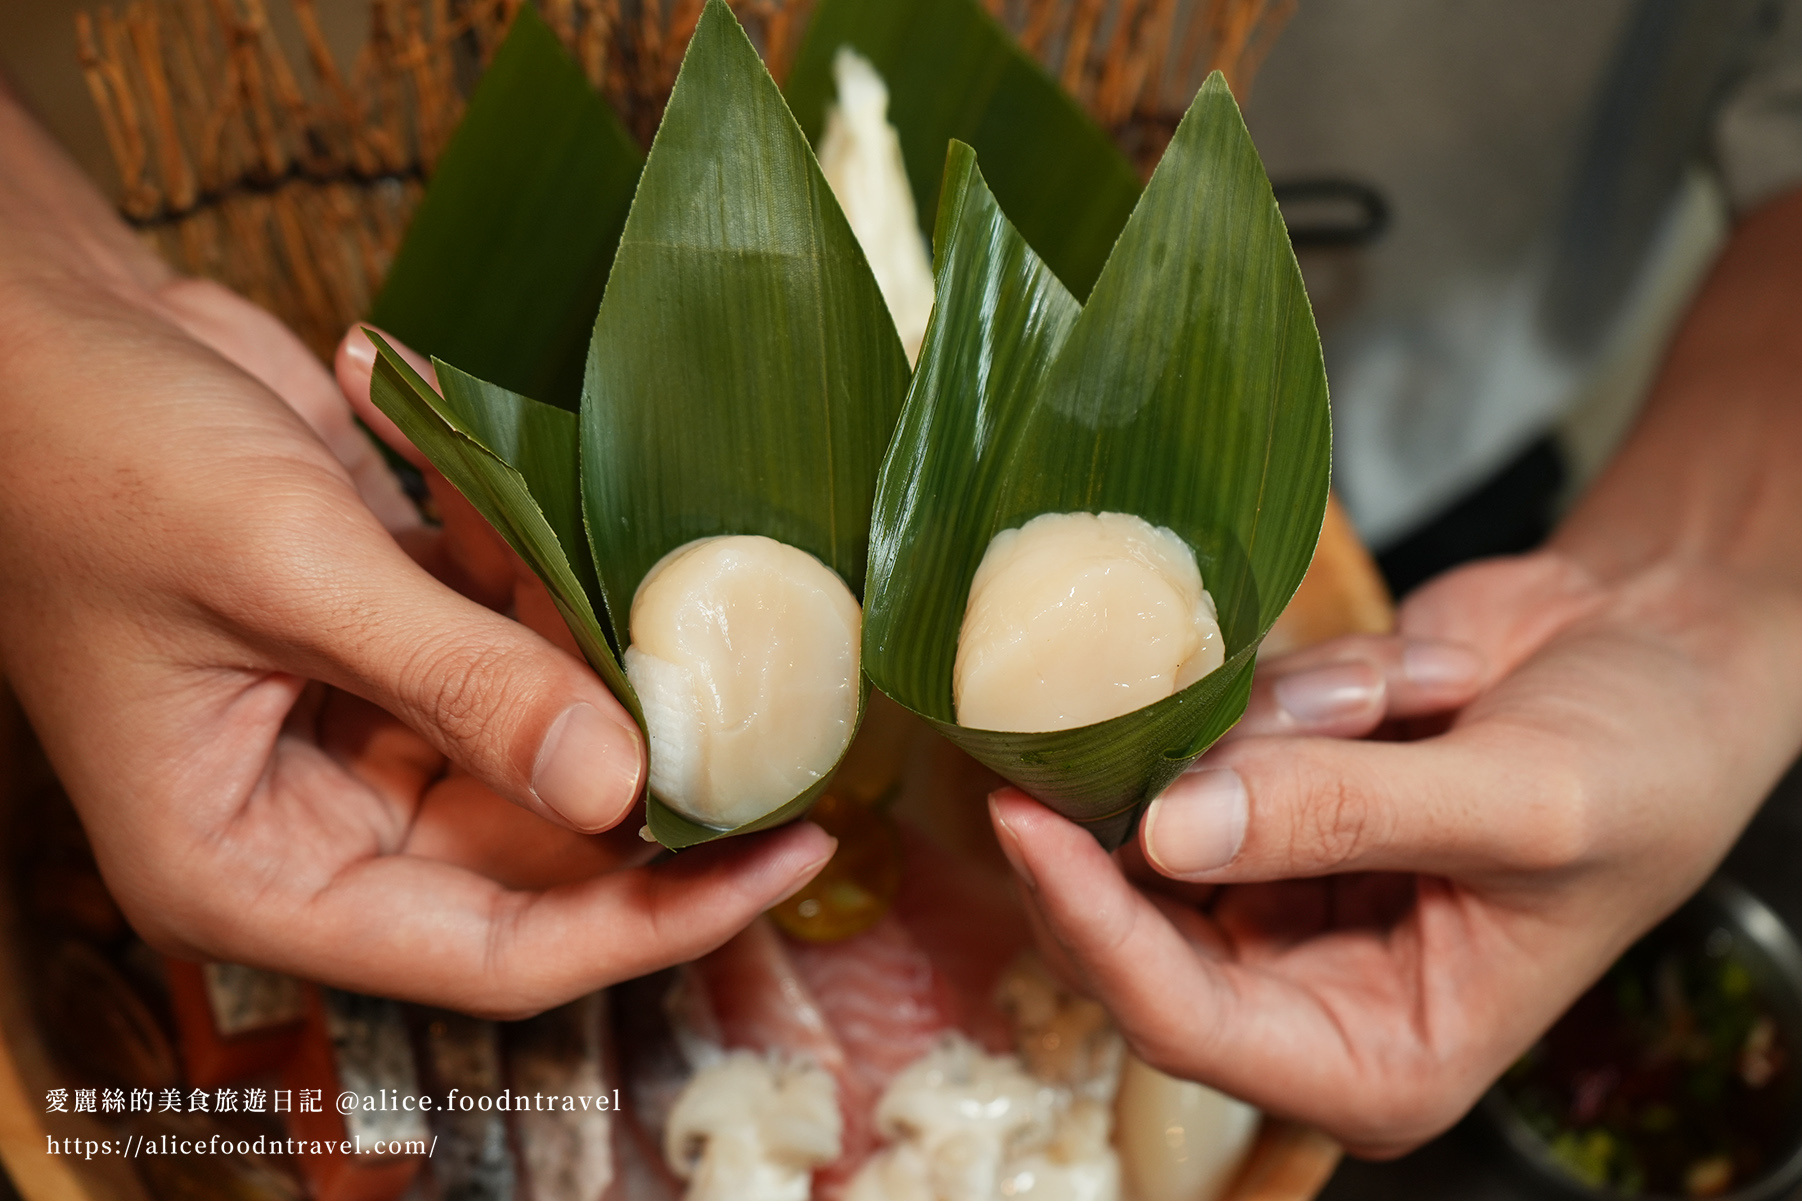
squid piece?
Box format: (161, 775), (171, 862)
(817, 48), (936, 366)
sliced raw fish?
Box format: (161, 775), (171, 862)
(787, 911), (957, 1197)
(784, 820), (1036, 1195)
(691, 917), (847, 1077)
(888, 825), (1032, 1053)
(687, 918), (876, 1191)
(664, 813), (1039, 1199)
(788, 912), (957, 1095)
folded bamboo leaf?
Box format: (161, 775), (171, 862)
(863, 142), (1080, 713)
(434, 361), (604, 612)
(364, 332), (635, 715)
(369, 7), (643, 409)
(865, 75), (1330, 850)
(582, 0), (912, 849)
(785, 0), (1140, 299)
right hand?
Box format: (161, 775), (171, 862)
(991, 550), (1802, 1154)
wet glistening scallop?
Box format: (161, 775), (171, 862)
(955, 512), (1224, 732)
(625, 535), (862, 829)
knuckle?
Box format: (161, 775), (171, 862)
(1331, 1042), (1488, 1149)
(126, 912), (201, 959)
(1122, 1022), (1228, 1094)
(1329, 998), (1515, 1149)
(460, 991), (550, 1024)
(1126, 1036), (1197, 1083)
(400, 634), (521, 750)
(193, 486), (373, 633)
(1286, 761), (1382, 872)
(112, 874), (239, 963)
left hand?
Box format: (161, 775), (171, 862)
(989, 549), (1802, 1156)
(0, 257), (832, 1013)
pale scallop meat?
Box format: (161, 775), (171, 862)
(954, 512), (1223, 733)
(625, 535), (861, 829)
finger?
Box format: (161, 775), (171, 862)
(1015, 879), (1091, 993)
(182, 821), (837, 1017)
(401, 773), (642, 890)
(421, 469), (529, 611)
(1229, 634), (1484, 741)
(317, 330), (627, 822)
(312, 686), (446, 813)
(1398, 552), (1606, 679)
(990, 793), (1330, 1109)
(515, 570), (587, 658)
(1115, 835), (1217, 907)
(1138, 725), (1574, 883)
(312, 688), (626, 890)
(1207, 878), (1332, 954)
(374, 471), (523, 613)
(1141, 889), (1234, 960)
(335, 324), (436, 469)
(157, 280), (418, 532)
(991, 791), (1518, 1153)
(1209, 875), (1416, 958)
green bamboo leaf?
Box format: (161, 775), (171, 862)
(582, 0), (912, 848)
(363, 332), (635, 716)
(433, 361), (604, 613)
(866, 75), (1330, 850)
(641, 746), (860, 851)
(863, 141), (1080, 713)
(785, 0), (1140, 298)
(369, 7), (643, 409)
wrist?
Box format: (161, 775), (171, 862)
(1550, 190), (1802, 595)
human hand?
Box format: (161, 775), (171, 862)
(989, 550), (1802, 1155)
(0, 267), (832, 1015)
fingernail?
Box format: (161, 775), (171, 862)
(771, 831), (839, 906)
(343, 332), (375, 367)
(1402, 640), (1484, 688)
(1143, 768), (1247, 880)
(1273, 661), (1382, 725)
(532, 703), (644, 831)
(988, 794), (1039, 892)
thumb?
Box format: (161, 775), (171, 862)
(1399, 551), (1606, 680)
(245, 493), (645, 833)
(319, 326), (645, 832)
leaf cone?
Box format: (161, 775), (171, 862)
(582, 0), (913, 848)
(864, 76), (1331, 849)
